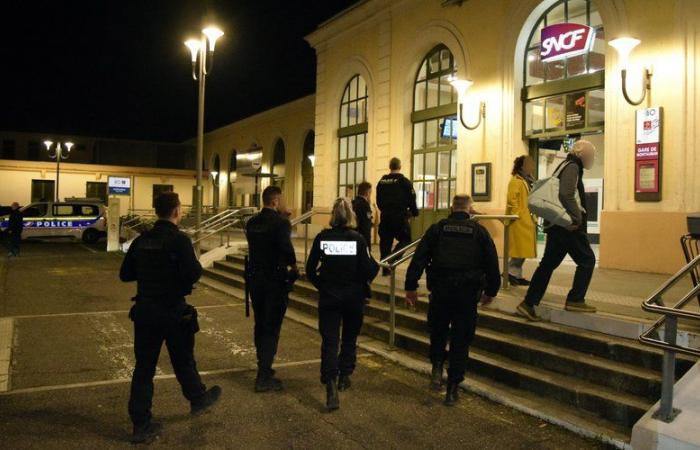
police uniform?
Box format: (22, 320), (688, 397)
(245, 207), (297, 387)
(351, 195), (373, 246)
(404, 211), (500, 397)
(306, 225), (379, 407)
(376, 172), (418, 262)
(120, 220), (209, 430)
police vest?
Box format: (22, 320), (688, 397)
(431, 218), (483, 274)
(377, 176), (405, 212)
(133, 227), (183, 298)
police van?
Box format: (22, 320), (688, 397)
(0, 200), (107, 243)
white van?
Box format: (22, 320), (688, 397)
(0, 201), (107, 243)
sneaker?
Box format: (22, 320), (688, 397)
(255, 377), (284, 393)
(337, 374), (352, 391)
(508, 274), (522, 286)
(565, 301), (597, 313)
(191, 385), (222, 416)
(516, 301), (542, 322)
(131, 422), (162, 444)
(517, 277), (531, 286)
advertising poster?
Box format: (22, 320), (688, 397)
(634, 107), (662, 201)
(565, 92), (586, 130)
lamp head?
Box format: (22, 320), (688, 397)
(449, 76), (474, 99)
(64, 142), (74, 152)
(43, 140), (53, 150)
(307, 155), (315, 167)
(210, 170), (219, 178)
(202, 26), (224, 51)
(609, 37), (641, 68)
(185, 39), (202, 63)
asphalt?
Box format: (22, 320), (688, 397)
(0, 240), (607, 449)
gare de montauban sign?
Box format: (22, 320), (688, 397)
(540, 23), (596, 62)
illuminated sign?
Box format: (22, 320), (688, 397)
(540, 23), (595, 62)
(108, 176), (131, 195)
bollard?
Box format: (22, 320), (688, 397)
(655, 315), (681, 422)
(389, 266), (396, 348)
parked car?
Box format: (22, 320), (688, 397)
(0, 201), (107, 243)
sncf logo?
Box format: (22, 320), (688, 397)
(540, 23), (595, 62)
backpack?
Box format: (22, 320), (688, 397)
(527, 161), (581, 228)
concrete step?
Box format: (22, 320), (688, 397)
(211, 259), (695, 378)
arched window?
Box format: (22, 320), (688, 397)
(272, 139), (286, 189)
(302, 131), (315, 213)
(523, 0), (605, 136)
(411, 45), (457, 213)
(337, 75), (368, 197)
(212, 154), (221, 209)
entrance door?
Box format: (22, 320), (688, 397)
(531, 132), (604, 246)
(31, 179), (55, 203)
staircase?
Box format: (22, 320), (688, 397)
(202, 253), (697, 443)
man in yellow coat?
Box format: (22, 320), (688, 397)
(506, 156), (537, 286)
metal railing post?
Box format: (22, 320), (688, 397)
(655, 315), (680, 422)
(389, 267), (396, 348)
(503, 220), (511, 289)
(304, 222), (309, 266)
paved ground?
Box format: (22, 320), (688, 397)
(0, 241), (607, 449)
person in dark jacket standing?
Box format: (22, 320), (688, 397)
(404, 195), (500, 406)
(376, 157), (418, 274)
(517, 140), (597, 321)
(4, 202), (23, 257)
(245, 186), (298, 392)
(120, 192), (221, 444)
(306, 197), (379, 411)
(352, 181), (373, 246)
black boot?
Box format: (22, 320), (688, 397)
(444, 382), (459, 406)
(326, 379), (340, 411)
(131, 421), (162, 444)
(191, 385), (222, 415)
(337, 374), (352, 391)
(255, 370), (284, 393)
(430, 363), (444, 390)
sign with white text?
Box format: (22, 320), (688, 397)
(108, 176), (131, 195)
(540, 23), (596, 62)
(635, 107), (662, 201)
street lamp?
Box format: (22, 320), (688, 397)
(44, 140), (73, 202)
(185, 25), (224, 253)
(609, 37), (652, 106)
(449, 77), (485, 130)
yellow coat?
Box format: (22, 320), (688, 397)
(506, 174), (537, 259)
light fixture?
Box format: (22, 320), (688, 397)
(43, 140), (53, 150)
(609, 37), (652, 106)
(202, 26), (224, 51)
(210, 170), (218, 178)
(184, 39), (201, 63)
(449, 76), (485, 130)
(307, 155), (315, 167)
(64, 142), (74, 152)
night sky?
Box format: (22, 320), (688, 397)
(0, 0), (358, 142)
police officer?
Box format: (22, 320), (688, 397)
(404, 195), (500, 406)
(120, 192), (221, 444)
(245, 185), (298, 392)
(376, 157), (418, 274)
(351, 181), (373, 247)
(4, 202), (23, 257)
(306, 198), (379, 411)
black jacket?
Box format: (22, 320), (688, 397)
(306, 226), (379, 301)
(404, 212), (500, 297)
(245, 208), (297, 275)
(8, 209), (23, 235)
(120, 220), (202, 299)
(376, 173), (419, 217)
(352, 195), (372, 245)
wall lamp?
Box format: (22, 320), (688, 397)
(307, 155), (315, 167)
(449, 77), (485, 130)
(609, 37), (652, 106)
(210, 170), (219, 187)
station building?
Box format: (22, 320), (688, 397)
(203, 0), (700, 275)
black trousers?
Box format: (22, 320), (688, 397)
(3, 232), (20, 256)
(524, 226), (595, 306)
(128, 301), (206, 427)
(428, 282), (479, 384)
(378, 213), (411, 261)
(318, 292), (364, 384)
(250, 277), (288, 379)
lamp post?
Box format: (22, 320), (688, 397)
(44, 140), (73, 202)
(185, 25), (224, 253)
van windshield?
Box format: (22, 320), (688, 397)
(21, 203), (48, 218)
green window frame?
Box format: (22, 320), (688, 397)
(411, 45), (458, 211)
(337, 75), (368, 197)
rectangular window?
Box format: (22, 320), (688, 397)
(80, 205), (99, 216)
(27, 141), (40, 160)
(31, 179), (55, 203)
(86, 181), (108, 205)
(53, 204), (75, 216)
(2, 140), (16, 159)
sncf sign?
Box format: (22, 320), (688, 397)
(540, 23), (595, 62)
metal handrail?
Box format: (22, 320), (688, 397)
(191, 216), (249, 246)
(638, 252), (700, 423)
(189, 207), (257, 236)
(294, 210), (332, 265)
(379, 239), (421, 266)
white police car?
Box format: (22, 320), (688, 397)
(0, 201), (107, 244)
